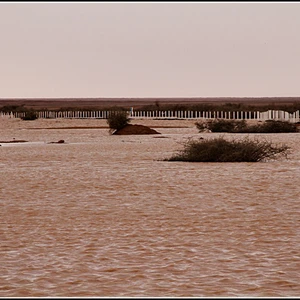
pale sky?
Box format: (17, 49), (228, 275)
(1, 1), (300, 98)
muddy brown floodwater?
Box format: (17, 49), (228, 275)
(0, 118), (300, 297)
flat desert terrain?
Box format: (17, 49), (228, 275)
(1, 97), (300, 110)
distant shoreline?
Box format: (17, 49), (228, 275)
(1, 97), (300, 110)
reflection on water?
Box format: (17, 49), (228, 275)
(0, 119), (300, 297)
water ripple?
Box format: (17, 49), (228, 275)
(1, 121), (300, 297)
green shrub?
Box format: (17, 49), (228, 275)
(20, 109), (38, 121)
(106, 111), (130, 134)
(195, 119), (298, 133)
(165, 136), (289, 162)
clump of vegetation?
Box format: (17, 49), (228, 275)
(139, 100), (300, 113)
(195, 119), (298, 133)
(106, 111), (130, 134)
(20, 109), (39, 121)
(0, 105), (27, 113)
(165, 136), (290, 162)
(195, 119), (248, 132)
(252, 120), (298, 133)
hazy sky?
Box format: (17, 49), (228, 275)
(1, 1), (300, 98)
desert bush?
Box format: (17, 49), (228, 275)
(237, 120), (298, 133)
(251, 120), (298, 133)
(20, 109), (38, 121)
(106, 111), (130, 134)
(196, 119), (247, 133)
(195, 119), (298, 133)
(165, 136), (289, 162)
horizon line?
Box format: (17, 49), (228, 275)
(1, 96), (300, 100)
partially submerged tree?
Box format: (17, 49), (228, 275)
(20, 109), (39, 121)
(165, 136), (290, 162)
(106, 111), (130, 134)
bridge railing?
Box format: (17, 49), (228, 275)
(1, 110), (299, 123)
